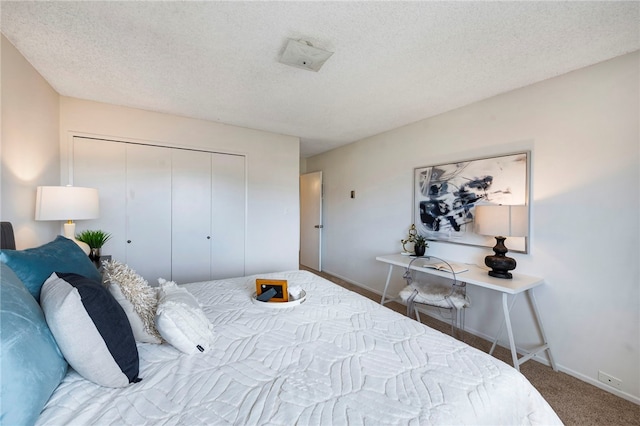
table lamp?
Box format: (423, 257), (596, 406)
(35, 186), (99, 255)
(474, 204), (528, 279)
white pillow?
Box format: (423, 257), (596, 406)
(155, 278), (215, 354)
(102, 260), (162, 344)
(40, 272), (140, 388)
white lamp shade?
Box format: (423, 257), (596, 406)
(474, 205), (528, 237)
(35, 186), (99, 221)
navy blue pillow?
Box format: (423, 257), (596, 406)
(40, 272), (140, 388)
(0, 235), (102, 301)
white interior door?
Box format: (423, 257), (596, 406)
(300, 171), (322, 271)
(172, 149), (212, 283)
(211, 153), (245, 279)
(126, 144), (172, 283)
(73, 137), (127, 262)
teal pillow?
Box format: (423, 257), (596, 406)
(0, 263), (68, 425)
(0, 235), (102, 301)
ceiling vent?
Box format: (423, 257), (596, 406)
(279, 39), (333, 72)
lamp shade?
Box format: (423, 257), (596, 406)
(35, 186), (99, 221)
(474, 205), (528, 237)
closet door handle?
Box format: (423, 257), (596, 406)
(127, 240), (132, 244)
(207, 236), (211, 240)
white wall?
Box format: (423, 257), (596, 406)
(2, 34), (301, 273)
(59, 97), (300, 275)
(1, 35), (60, 248)
(306, 52), (639, 402)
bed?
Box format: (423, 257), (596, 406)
(0, 234), (562, 425)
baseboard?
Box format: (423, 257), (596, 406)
(322, 269), (384, 297)
(322, 268), (640, 406)
(554, 365), (640, 405)
(463, 325), (640, 405)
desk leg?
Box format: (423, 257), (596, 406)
(489, 295), (518, 355)
(380, 265), (394, 305)
(490, 291), (558, 372)
(527, 289), (558, 372)
(501, 293), (520, 371)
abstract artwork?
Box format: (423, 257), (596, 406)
(413, 152), (529, 252)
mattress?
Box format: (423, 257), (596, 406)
(37, 270), (561, 425)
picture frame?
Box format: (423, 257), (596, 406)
(413, 151), (529, 253)
(256, 279), (289, 302)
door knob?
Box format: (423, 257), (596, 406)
(314, 225), (323, 228)
(127, 240), (131, 243)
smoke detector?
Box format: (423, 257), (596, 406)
(279, 39), (333, 72)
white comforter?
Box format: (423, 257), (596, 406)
(37, 270), (561, 425)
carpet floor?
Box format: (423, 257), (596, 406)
(303, 267), (640, 426)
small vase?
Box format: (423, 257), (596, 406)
(414, 245), (426, 257)
(89, 247), (101, 261)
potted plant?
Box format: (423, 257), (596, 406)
(76, 230), (111, 260)
(413, 234), (428, 257)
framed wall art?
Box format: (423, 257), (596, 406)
(413, 151), (529, 253)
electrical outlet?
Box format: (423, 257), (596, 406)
(598, 371), (622, 389)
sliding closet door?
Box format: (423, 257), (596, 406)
(211, 153), (245, 279)
(73, 137), (245, 283)
(73, 137), (127, 261)
(125, 144), (172, 282)
(171, 149), (212, 283)
(173, 151), (246, 281)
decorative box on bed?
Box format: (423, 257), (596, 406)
(33, 272), (559, 424)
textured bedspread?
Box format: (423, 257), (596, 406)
(37, 270), (561, 425)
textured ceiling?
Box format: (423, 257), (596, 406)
(2, 1), (638, 157)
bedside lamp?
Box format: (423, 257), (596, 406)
(474, 204), (528, 279)
(35, 186), (99, 255)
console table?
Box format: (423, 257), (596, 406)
(376, 254), (557, 372)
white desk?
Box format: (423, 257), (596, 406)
(376, 254), (557, 372)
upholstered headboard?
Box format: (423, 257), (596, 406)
(1, 222), (16, 250)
